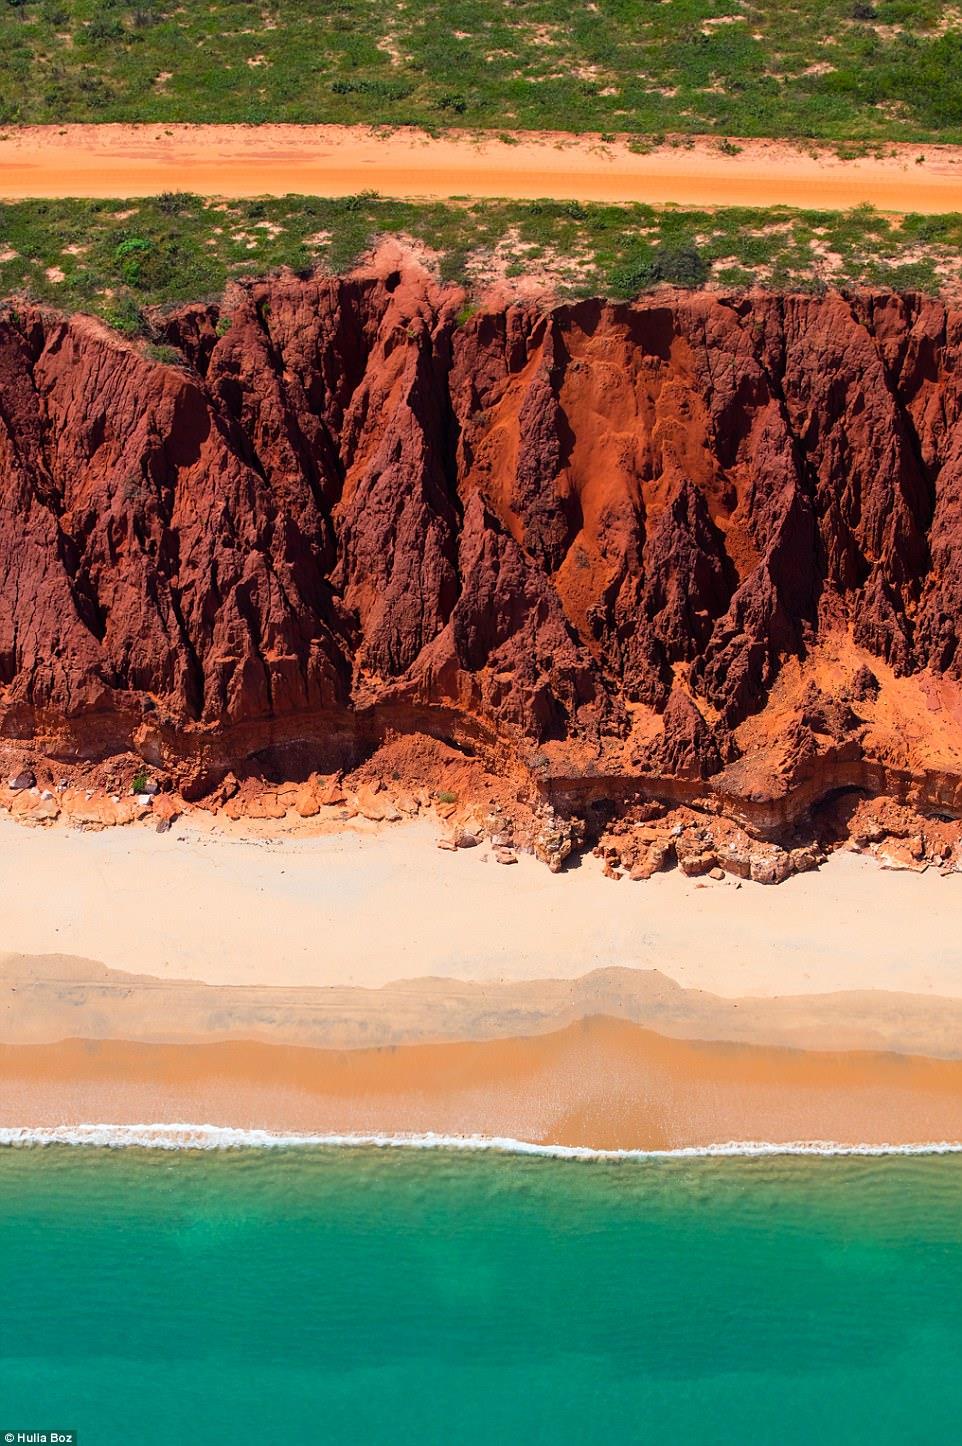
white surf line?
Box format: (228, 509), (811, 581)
(1, 1124), (961, 1158)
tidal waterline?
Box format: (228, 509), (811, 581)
(0, 1146), (960, 1444)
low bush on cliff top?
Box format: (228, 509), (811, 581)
(0, 193), (957, 325)
(609, 246), (710, 299)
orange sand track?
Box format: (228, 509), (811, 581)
(4, 1019), (962, 1151)
(1, 125), (962, 211)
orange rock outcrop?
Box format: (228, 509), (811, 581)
(2, 259), (962, 874)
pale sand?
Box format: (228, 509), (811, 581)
(0, 815), (957, 1000)
(4, 1021), (962, 1150)
(5, 954), (962, 1060)
(2, 125), (962, 212)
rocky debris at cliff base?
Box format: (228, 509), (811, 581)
(222, 788), (288, 822)
(352, 782), (403, 824)
(595, 804), (829, 885)
(0, 751), (186, 832)
(837, 795), (962, 874)
(875, 840), (930, 871)
(153, 794), (181, 826)
(0, 741), (958, 882)
(531, 805), (584, 873)
(6, 787), (60, 824)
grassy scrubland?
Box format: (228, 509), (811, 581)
(1, 193), (960, 329)
(1, 0), (961, 141)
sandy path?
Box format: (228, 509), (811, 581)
(1, 125), (962, 211)
(0, 816), (958, 999)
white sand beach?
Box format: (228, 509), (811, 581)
(2, 813), (961, 1148)
(0, 813), (958, 999)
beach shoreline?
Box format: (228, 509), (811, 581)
(1, 814), (959, 1152)
(3, 1021), (962, 1152)
(5, 1124), (961, 1158)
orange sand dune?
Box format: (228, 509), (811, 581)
(1, 125), (962, 211)
(4, 1019), (962, 1151)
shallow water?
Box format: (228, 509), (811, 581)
(0, 1146), (960, 1444)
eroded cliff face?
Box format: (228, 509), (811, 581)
(2, 258), (962, 862)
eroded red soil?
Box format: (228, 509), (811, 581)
(3, 251), (962, 877)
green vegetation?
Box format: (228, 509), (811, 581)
(610, 244), (709, 294)
(436, 790), (458, 805)
(144, 341), (183, 363)
(131, 767), (149, 794)
(1, 193), (959, 327)
(1, 0), (962, 141)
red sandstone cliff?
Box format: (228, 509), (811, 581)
(2, 258), (962, 868)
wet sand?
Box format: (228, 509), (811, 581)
(1, 125), (962, 212)
(3, 1020), (962, 1151)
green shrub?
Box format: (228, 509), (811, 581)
(330, 79), (412, 100)
(157, 191), (191, 216)
(145, 343), (182, 365)
(83, 15), (124, 43)
(609, 245), (708, 297)
(104, 292), (146, 336)
(113, 235), (178, 290)
(339, 190), (379, 212)
(114, 235), (152, 286)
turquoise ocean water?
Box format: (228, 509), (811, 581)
(1, 1144), (961, 1445)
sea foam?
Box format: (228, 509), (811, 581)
(1, 1123), (962, 1158)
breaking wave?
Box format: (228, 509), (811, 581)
(2, 1123), (962, 1158)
